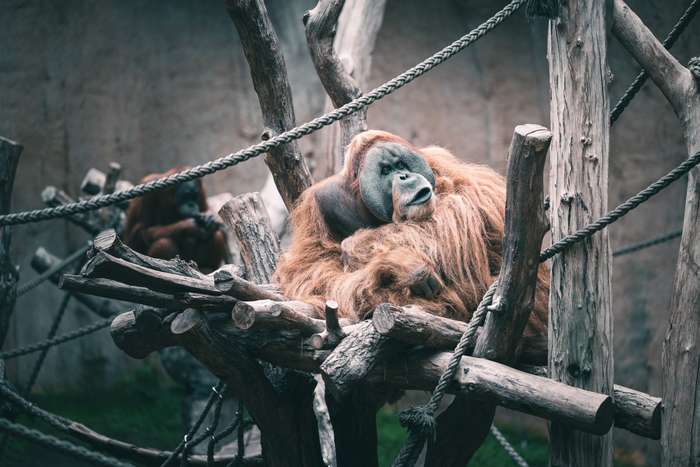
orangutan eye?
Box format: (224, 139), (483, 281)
(381, 166), (391, 176)
(396, 161), (408, 171)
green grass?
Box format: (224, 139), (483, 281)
(377, 406), (549, 467)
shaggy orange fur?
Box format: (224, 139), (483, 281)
(274, 131), (548, 354)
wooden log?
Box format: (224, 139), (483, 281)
(613, 385), (662, 440)
(41, 186), (101, 234)
(0, 136), (22, 347)
(218, 193), (280, 284)
(81, 251), (220, 295)
(110, 307), (176, 359)
(60, 275), (236, 312)
(232, 299), (322, 334)
(308, 300), (347, 349)
(372, 351), (613, 436)
(30, 247), (115, 318)
(320, 311), (398, 399)
(212, 266), (283, 301)
(80, 167), (133, 196)
(90, 229), (206, 280)
(372, 304), (469, 349)
(304, 0), (387, 174)
(225, 0), (312, 210)
(611, 2), (700, 463)
(548, 2), (614, 465)
(427, 124), (551, 465)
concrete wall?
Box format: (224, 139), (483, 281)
(1, 0), (697, 463)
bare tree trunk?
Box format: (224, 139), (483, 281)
(305, 0), (387, 175)
(547, 2), (614, 466)
(225, 0), (312, 210)
(0, 137), (22, 347)
(611, 2), (700, 465)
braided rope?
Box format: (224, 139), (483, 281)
(539, 151), (700, 261)
(613, 229), (683, 257)
(0, 418), (131, 467)
(16, 244), (90, 296)
(207, 416), (242, 466)
(0, 316), (113, 360)
(490, 425), (529, 467)
(610, 0), (699, 123)
(160, 382), (226, 467)
(0, 0), (526, 228)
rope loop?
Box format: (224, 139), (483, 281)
(399, 405), (437, 440)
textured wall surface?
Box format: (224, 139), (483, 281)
(0, 0), (696, 462)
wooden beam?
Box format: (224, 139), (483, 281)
(548, 2), (614, 465)
(612, 3), (700, 464)
(225, 0), (312, 209)
(0, 137), (22, 347)
(426, 124), (551, 465)
(218, 193), (280, 284)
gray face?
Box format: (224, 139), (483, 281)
(175, 180), (201, 218)
(359, 142), (435, 221)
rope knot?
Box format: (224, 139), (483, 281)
(399, 405), (436, 439)
(688, 57), (700, 83)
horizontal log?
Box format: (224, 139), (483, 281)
(320, 312), (400, 399)
(60, 275), (236, 312)
(91, 229), (207, 279)
(213, 266), (284, 301)
(372, 304), (547, 365)
(106, 304), (659, 438)
(111, 308), (176, 359)
(81, 251), (220, 295)
(372, 351), (613, 435)
(232, 299), (323, 334)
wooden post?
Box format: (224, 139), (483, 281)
(611, 2), (700, 465)
(304, 0), (387, 174)
(425, 124), (551, 465)
(225, 0), (312, 210)
(548, 2), (613, 466)
(0, 137), (22, 347)
(218, 193), (280, 284)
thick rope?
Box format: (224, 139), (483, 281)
(0, 418), (131, 467)
(160, 382), (226, 467)
(16, 243), (90, 296)
(0, 0), (526, 228)
(181, 385), (227, 467)
(0, 316), (114, 360)
(539, 151), (700, 261)
(610, 0), (699, 123)
(490, 425), (529, 467)
(207, 406), (242, 466)
(613, 229), (683, 257)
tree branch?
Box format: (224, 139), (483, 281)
(225, 0), (312, 209)
(611, 0), (693, 116)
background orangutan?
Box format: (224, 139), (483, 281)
(274, 130), (548, 362)
(123, 167), (227, 273)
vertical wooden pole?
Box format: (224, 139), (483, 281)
(610, 3), (700, 464)
(547, 2), (614, 466)
(0, 137), (22, 347)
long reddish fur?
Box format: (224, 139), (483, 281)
(274, 130), (548, 346)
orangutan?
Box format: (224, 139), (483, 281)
(274, 130), (548, 363)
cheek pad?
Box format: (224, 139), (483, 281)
(359, 147), (435, 222)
